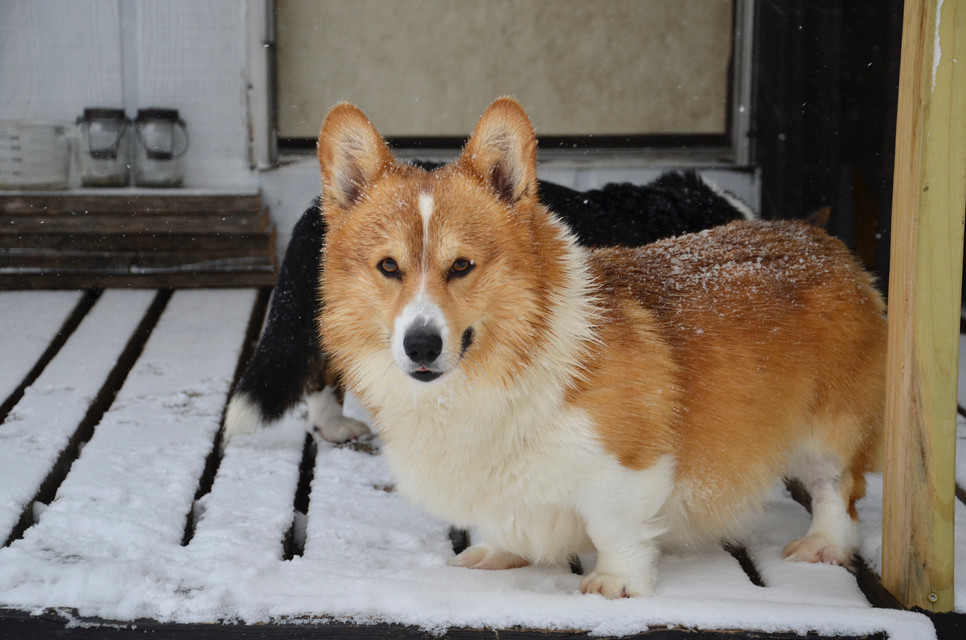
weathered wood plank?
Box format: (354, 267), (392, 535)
(188, 409), (305, 562)
(0, 290), (156, 542)
(0, 212), (269, 234)
(0, 249), (274, 270)
(0, 270), (276, 290)
(1, 231), (274, 253)
(882, 0), (966, 612)
(302, 444), (442, 559)
(658, 545), (764, 601)
(738, 490), (871, 609)
(0, 190), (277, 290)
(0, 192), (262, 215)
(0, 290), (84, 404)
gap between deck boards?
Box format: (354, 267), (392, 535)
(0, 290), (99, 425)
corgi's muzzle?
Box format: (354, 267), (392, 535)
(398, 325), (475, 382)
(392, 296), (455, 382)
(403, 324), (444, 382)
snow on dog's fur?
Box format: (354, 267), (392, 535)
(316, 98), (886, 598)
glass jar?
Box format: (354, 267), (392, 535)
(76, 108), (131, 187)
(133, 108), (188, 187)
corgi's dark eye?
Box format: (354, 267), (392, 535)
(378, 257), (401, 278)
(449, 258), (474, 279)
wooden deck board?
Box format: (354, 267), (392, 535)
(188, 409), (305, 561)
(0, 289), (156, 541)
(657, 546), (763, 601)
(302, 443), (455, 566)
(0, 290), (83, 402)
(739, 494), (870, 608)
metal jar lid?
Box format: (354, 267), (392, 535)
(135, 108), (182, 122)
(77, 107), (127, 124)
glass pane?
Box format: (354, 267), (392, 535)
(275, 0), (734, 140)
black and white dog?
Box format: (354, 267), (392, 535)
(222, 170), (756, 444)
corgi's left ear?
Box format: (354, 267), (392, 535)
(458, 97), (538, 206)
(317, 103), (395, 211)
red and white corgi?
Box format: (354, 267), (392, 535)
(316, 98), (886, 598)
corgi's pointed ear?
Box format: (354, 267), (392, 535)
(317, 103), (394, 211)
(458, 97), (538, 206)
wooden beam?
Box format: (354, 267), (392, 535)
(882, 0), (966, 612)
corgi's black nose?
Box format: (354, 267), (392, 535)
(404, 329), (442, 365)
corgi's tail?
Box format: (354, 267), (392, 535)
(223, 201), (326, 443)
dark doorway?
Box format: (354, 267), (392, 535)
(752, 0), (904, 293)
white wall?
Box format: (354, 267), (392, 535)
(0, 0), (254, 188)
(0, 2), (123, 117)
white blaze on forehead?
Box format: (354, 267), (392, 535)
(418, 191), (434, 227)
(418, 191), (434, 252)
(417, 190), (434, 284)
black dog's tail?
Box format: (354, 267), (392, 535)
(223, 201), (326, 442)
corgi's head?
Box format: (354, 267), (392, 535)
(317, 98), (589, 392)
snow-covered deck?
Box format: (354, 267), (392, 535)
(0, 288), (962, 639)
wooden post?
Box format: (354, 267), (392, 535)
(882, 0), (966, 613)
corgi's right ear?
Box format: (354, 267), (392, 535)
(458, 97), (538, 208)
(317, 103), (394, 211)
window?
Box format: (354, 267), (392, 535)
(273, 0), (751, 163)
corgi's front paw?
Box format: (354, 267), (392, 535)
(579, 570), (654, 599)
(449, 545), (529, 570)
(782, 535), (851, 565)
(312, 414), (370, 443)
(307, 387), (371, 443)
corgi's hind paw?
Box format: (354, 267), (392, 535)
(782, 535), (851, 565)
(449, 545), (529, 570)
(580, 570), (654, 599)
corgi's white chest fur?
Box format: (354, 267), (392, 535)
(386, 395), (592, 562)
(367, 363), (675, 566)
